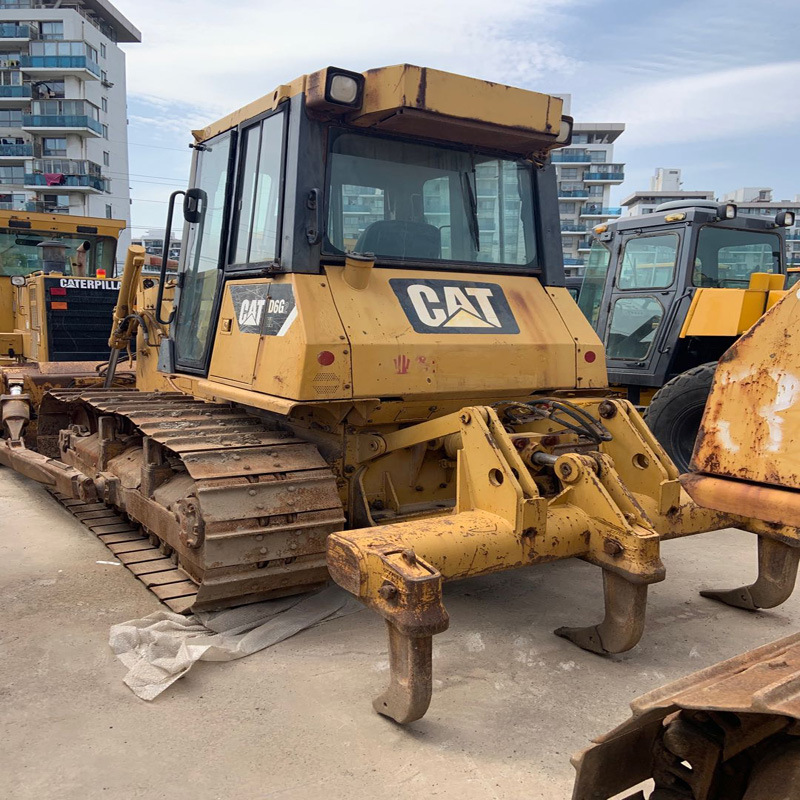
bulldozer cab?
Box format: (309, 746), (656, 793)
(156, 65), (572, 380)
(0, 210), (125, 364)
(578, 201), (789, 394)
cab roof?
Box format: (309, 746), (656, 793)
(193, 64), (566, 158)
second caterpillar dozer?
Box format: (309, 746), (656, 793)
(1, 64), (798, 724)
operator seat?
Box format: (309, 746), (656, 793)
(355, 220), (441, 260)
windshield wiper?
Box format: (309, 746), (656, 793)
(460, 168), (480, 252)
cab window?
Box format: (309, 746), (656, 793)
(0, 230), (115, 277)
(618, 233), (679, 290)
(578, 241), (611, 327)
(606, 296), (664, 361)
(325, 131), (537, 268)
(693, 226), (781, 287)
(230, 110), (285, 266)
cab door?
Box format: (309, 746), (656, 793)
(603, 231), (682, 383)
(172, 130), (235, 373)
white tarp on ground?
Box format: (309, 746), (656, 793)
(109, 586), (362, 700)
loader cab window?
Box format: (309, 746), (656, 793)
(693, 226), (781, 287)
(0, 230), (115, 277)
(617, 233), (678, 290)
(606, 296), (664, 361)
(325, 130), (537, 270)
(578, 240), (611, 327)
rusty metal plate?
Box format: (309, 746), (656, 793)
(181, 444), (327, 480)
(117, 550), (171, 565)
(97, 531), (147, 545)
(107, 540), (159, 555)
(197, 471), (343, 522)
(89, 522), (140, 535)
(139, 568), (193, 588)
(126, 558), (177, 576)
(151, 580), (197, 600)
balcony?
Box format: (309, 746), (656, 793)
(20, 54), (100, 80)
(563, 257), (585, 266)
(25, 159), (105, 193)
(25, 173), (105, 192)
(0, 142), (32, 159)
(577, 240), (593, 252)
(24, 200), (70, 214)
(786, 233), (800, 240)
(22, 113), (102, 137)
(0, 83), (31, 106)
(552, 153), (592, 163)
(0, 23), (38, 41)
(558, 189), (589, 198)
(581, 205), (621, 217)
(584, 171), (625, 184)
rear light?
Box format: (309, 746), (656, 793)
(97, 268), (107, 278)
(49, 286), (67, 296)
(51, 301), (68, 310)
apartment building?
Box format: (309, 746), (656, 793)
(722, 187), (800, 268)
(0, 0), (140, 251)
(552, 96), (625, 275)
(621, 168), (714, 216)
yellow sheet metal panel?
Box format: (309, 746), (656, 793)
(193, 65), (563, 151)
(0, 278), (13, 334)
(0, 209), (125, 239)
(692, 285), (800, 489)
(326, 266), (582, 397)
(352, 64), (561, 137)
(545, 287), (607, 388)
(209, 274), (351, 401)
(679, 288), (768, 337)
(767, 289), (787, 311)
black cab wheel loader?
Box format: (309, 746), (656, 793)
(578, 200), (794, 470)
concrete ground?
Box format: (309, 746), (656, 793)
(1, 466), (799, 800)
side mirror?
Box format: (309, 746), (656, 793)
(183, 187), (207, 224)
(776, 210), (795, 227)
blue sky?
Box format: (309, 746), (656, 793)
(113, 0), (800, 236)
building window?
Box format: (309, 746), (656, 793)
(559, 202), (576, 214)
(43, 193), (70, 213)
(102, 150), (109, 166)
(0, 165), (24, 183)
(101, 96), (107, 112)
(42, 137), (67, 156)
(101, 69), (108, 83)
(560, 168), (578, 179)
(40, 21), (64, 41)
(34, 79), (65, 99)
(105, 204), (112, 219)
(590, 150), (608, 163)
(0, 109), (22, 125)
(100, 43), (107, 59)
(101, 123), (108, 139)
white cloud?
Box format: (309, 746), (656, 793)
(115, 0), (582, 121)
(587, 61), (800, 148)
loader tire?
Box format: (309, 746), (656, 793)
(643, 362), (717, 473)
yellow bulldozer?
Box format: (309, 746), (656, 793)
(1, 65), (798, 727)
(572, 280), (800, 798)
(0, 209), (128, 446)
